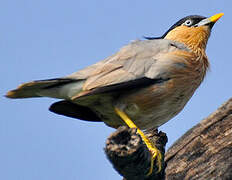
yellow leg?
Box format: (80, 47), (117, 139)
(114, 107), (162, 175)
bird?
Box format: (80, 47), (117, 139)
(6, 13), (224, 175)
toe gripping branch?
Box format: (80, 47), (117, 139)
(104, 108), (168, 180)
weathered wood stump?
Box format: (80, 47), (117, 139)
(105, 126), (167, 180)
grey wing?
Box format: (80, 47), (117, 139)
(68, 39), (189, 97)
(6, 39), (188, 100)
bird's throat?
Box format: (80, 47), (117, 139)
(164, 26), (210, 54)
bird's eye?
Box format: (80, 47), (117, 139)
(184, 19), (193, 26)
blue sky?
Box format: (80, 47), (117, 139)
(1, 0), (231, 180)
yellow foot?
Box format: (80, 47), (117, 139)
(147, 145), (162, 175)
(114, 107), (162, 176)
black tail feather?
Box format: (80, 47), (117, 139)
(49, 100), (102, 122)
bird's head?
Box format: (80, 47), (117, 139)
(164, 13), (224, 51)
(146, 13), (224, 53)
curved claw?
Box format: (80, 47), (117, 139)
(147, 148), (162, 176)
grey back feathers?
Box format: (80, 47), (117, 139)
(68, 39), (189, 92)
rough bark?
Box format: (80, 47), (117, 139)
(165, 98), (232, 180)
(105, 98), (232, 179)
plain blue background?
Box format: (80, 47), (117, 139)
(1, 1), (231, 180)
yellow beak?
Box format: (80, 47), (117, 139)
(209, 13), (224, 23)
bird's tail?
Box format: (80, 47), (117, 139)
(6, 78), (83, 99)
